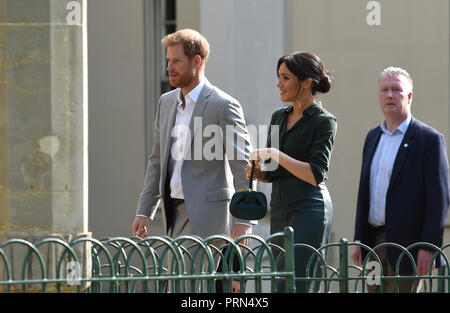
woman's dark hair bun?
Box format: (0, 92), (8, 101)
(314, 74), (331, 94)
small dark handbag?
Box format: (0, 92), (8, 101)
(229, 161), (268, 220)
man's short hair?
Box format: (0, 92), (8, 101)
(379, 66), (413, 93)
(162, 29), (210, 65)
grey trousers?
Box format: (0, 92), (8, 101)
(166, 202), (222, 292)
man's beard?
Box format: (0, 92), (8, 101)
(169, 71), (194, 88)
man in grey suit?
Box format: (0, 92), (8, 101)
(132, 29), (253, 248)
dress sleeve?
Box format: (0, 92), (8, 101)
(308, 116), (337, 185)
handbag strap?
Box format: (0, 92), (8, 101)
(248, 160), (255, 190)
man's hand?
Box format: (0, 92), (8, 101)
(417, 249), (435, 276)
(351, 245), (363, 267)
(232, 223), (252, 247)
(132, 216), (149, 238)
(232, 280), (241, 293)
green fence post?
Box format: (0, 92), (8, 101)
(437, 266), (446, 293)
(283, 226), (296, 293)
(339, 238), (349, 293)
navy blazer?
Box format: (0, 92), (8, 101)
(354, 117), (450, 273)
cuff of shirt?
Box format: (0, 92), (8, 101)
(136, 214), (151, 221)
(235, 222), (252, 227)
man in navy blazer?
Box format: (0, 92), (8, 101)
(352, 66), (449, 292)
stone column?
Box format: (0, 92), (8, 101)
(0, 0), (90, 291)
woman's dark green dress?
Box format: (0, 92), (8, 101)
(264, 102), (337, 293)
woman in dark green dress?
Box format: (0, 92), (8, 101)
(245, 51), (337, 293)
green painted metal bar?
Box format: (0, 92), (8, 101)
(281, 226), (295, 293)
(339, 238), (349, 293)
(0, 231), (449, 293)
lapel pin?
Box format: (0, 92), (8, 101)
(403, 143), (408, 148)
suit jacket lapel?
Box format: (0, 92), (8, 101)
(162, 91), (180, 168)
(365, 127), (382, 176)
(388, 117), (417, 192)
(188, 81), (211, 145)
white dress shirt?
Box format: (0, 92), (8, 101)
(138, 79), (251, 227)
(368, 115), (412, 227)
(169, 79), (206, 199)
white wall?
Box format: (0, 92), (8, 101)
(290, 0), (450, 244)
(199, 0), (290, 238)
(86, 0), (450, 247)
(88, 0), (146, 238)
(200, 0), (288, 128)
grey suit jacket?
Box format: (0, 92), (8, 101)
(136, 79), (254, 238)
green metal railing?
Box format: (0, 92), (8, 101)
(296, 239), (450, 293)
(0, 227), (449, 293)
(0, 227), (295, 293)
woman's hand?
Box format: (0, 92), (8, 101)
(249, 148), (317, 186)
(249, 148), (279, 163)
(245, 162), (260, 181)
(245, 161), (273, 183)
(245, 148), (279, 181)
